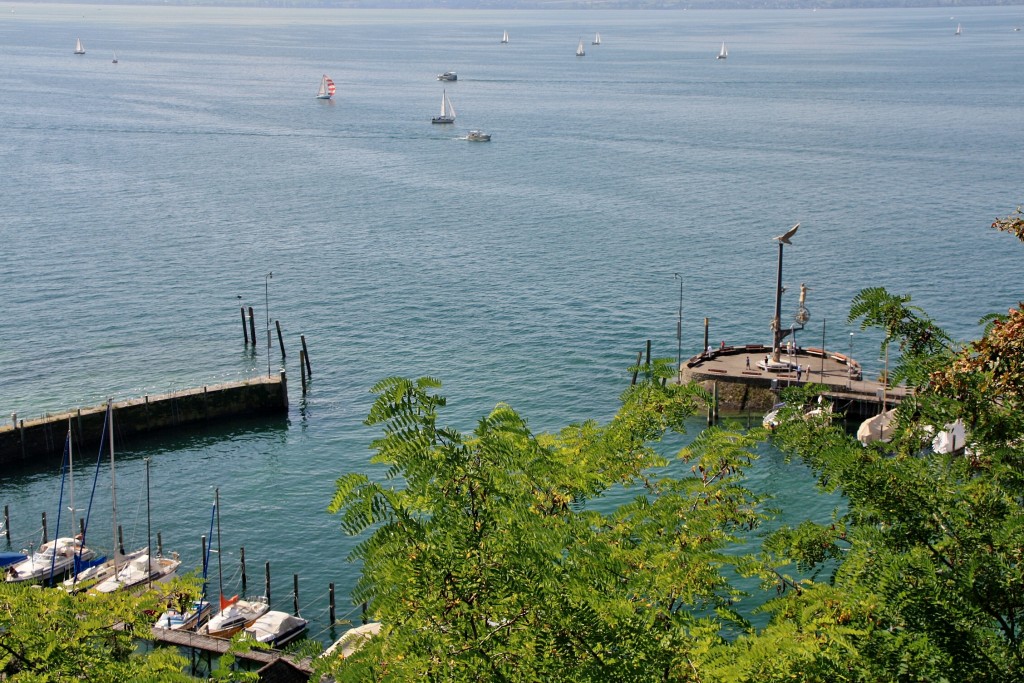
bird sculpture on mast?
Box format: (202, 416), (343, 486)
(770, 223), (800, 363)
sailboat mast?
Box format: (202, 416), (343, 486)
(67, 419), (75, 539)
(146, 458), (152, 585)
(108, 400), (119, 560)
(215, 487), (223, 598)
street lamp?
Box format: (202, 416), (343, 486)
(848, 332), (854, 389)
(770, 223), (800, 363)
(265, 272), (273, 376)
(674, 273), (683, 382)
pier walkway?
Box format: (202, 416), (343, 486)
(681, 344), (906, 419)
(152, 626), (313, 673)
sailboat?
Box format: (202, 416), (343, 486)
(7, 425), (96, 584)
(592, 32), (601, 45)
(156, 501), (216, 631)
(717, 42), (728, 59)
(501, 30), (509, 44)
(431, 90), (456, 124)
(955, 23), (962, 36)
(112, 51), (118, 64)
(576, 38), (585, 57)
(316, 74), (336, 100)
(74, 38), (85, 55)
(200, 489), (270, 639)
(91, 459), (180, 594)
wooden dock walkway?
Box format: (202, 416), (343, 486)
(151, 626), (313, 673)
(681, 344), (905, 419)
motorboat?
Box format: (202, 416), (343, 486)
(466, 130), (491, 142)
(5, 537), (95, 583)
(201, 595), (270, 638)
(244, 611), (309, 648)
(156, 599), (214, 631)
(437, 71), (457, 81)
(322, 622), (382, 659)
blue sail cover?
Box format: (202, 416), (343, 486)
(0, 552), (27, 568)
(74, 555), (107, 573)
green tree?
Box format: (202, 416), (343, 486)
(324, 366), (770, 681)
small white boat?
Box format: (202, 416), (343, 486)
(112, 51), (118, 64)
(316, 74), (336, 100)
(466, 130), (491, 142)
(501, 30), (509, 44)
(244, 611), (309, 648)
(576, 38), (585, 57)
(5, 537), (95, 584)
(90, 553), (181, 594)
(322, 622), (382, 660)
(857, 409), (896, 446)
(74, 37), (85, 54)
(955, 23), (962, 35)
(592, 32), (601, 45)
(437, 71), (457, 82)
(156, 599), (213, 631)
(202, 595), (270, 639)
(431, 89), (456, 124)
(717, 42), (728, 59)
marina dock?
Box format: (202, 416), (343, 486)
(0, 373), (289, 467)
(681, 343), (906, 419)
(151, 626), (313, 673)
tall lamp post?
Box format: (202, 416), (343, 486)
(770, 223), (800, 363)
(265, 272), (273, 376)
(848, 332), (854, 389)
(674, 273), (683, 382)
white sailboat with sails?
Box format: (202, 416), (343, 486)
(74, 38), (85, 55)
(316, 74), (336, 100)
(955, 23), (962, 35)
(576, 38), (585, 57)
(717, 42), (728, 59)
(431, 90), (456, 124)
(592, 32), (601, 45)
(501, 30), (509, 44)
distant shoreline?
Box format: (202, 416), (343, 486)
(12, 0), (1024, 10)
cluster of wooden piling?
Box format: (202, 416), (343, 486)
(240, 308), (313, 394)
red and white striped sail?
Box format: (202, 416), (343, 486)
(317, 75), (336, 100)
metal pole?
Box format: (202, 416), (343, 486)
(772, 241), (784, 362)
(265, 272), (273, 377)
(674, 273), (682, 382)
(820, 317), (826, 378)
(848, 333), (854, 389)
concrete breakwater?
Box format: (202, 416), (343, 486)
(0, 373), (288, 467)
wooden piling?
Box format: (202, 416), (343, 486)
(265, 561), (271, 603)
(240, 547), (247, 592)
(361, 602), (368, 624)
(79, 518), (85, 537)
(41, 512), (47, 544)
(300, 336), (312, 377)
(4, 505), (11, 542)
(275, 321), (286, 358)
(117, 525), (125, 555)
(329, 583), (336, 624)
(248, 308), (257, 348)
(299, 350), (307, 393)
(631, 350), (643, 386)
(241, 307), (249, 345)
(157, 532), (163, 557)
(703, 318), (709, 354)
(293, 574), (299, 616)
(645, 339), (651, 367)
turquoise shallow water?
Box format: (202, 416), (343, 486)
(2, 4), (1023, 643)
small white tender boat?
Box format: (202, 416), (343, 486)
(156, 599), (214, 631)
(322, 622), (383, 659)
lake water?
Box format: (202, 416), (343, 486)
(2, 4), (1022, 644)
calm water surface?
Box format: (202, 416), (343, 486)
(2, 4), (1022, 642)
